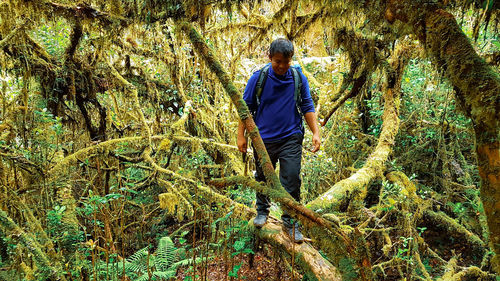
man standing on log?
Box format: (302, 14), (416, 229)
(237, 38), (321, 243)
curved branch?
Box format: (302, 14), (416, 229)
(321, 68), (369, 126)
(65, 20), (83, 60)
(308, 85), (399, 211)
(290, 9), (324, 40)
(320, 29), (386, 126)
(308, 43), (410, 212)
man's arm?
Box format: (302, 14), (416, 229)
(237, 120), (247, 153)
(304, 111), (321, 153)
(238, 71), (260, 153)
(299, 73), (321, 153)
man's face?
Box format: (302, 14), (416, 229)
(269, 52), (292, 76)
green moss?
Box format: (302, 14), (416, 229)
(338, 257), (359, 281)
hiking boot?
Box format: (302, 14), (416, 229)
(253, 214), (268, 229)
(284, 223), (304, 243)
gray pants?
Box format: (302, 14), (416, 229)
(254, 133), (303, 228)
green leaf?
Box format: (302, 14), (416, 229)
(483, 0), (494, 11)
(120, 187), (138, 194)
(153, 270), (176, 279)
(233, 240), (245, 251)
(492, 40), (500, 49)
(228, 263), (242, 278)
(242, 248), (254, 254)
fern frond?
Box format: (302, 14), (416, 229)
(155, 236), (176, 272)
(152, 270), (176, 279)
(171, 256), (212, 269)
(125, 246), (149, 273)
(135, 274), (150, 281)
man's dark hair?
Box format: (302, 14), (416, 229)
(269, 38), (294, 58)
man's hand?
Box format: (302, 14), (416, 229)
(237, 120), (248, 153)
(304, 112), (321, 153)
(237, 134), (248, 153)
(311, 133), (321, 153)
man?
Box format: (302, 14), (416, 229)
(237, 38), (320, 243)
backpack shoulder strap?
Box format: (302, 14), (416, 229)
(290, 67), (303, 116)
(254, 64), (271, 108)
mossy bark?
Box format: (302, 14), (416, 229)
(437, 258), (497, 280)
(0, 26), (23, 49)
(48, 136), (150, 180)
(421, 210), (486, 263)
(57, 186), (81, 255)
(257, 222), (343, 281)
(308, 78), (402, 212)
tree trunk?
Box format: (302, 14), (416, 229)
(384, 1), (500, 271)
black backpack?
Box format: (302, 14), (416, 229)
(252, 64), (304, 119)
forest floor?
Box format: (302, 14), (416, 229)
(176, 246), (297, 281)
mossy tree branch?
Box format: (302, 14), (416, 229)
(41, 1), (128, 26)
(229, 0), (293, 68)
(308, 42), (410, 212)
(421, 210), (486, 262)
(0, 25), (24, 49)
(319, 29), (384, 125)
(321, 68), (369, 126)
(65, 20), (83, 60)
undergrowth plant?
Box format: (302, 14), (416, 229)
(93, 236), (207, 281)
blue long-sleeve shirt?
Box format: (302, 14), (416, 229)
(243, 64), (315, 142)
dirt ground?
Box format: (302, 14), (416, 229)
(176, 245), (300, 281)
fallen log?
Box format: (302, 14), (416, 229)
(257, 219), (343, 281)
